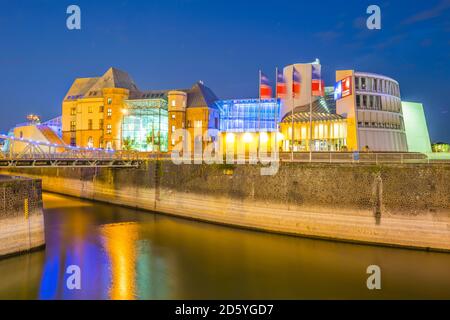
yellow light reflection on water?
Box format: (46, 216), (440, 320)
(100, 222), (139, 300)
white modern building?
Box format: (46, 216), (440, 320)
(336, 70), (408, 152)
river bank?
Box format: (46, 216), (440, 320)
(0, 175), (45, 258)
(1, 161), (449, 252)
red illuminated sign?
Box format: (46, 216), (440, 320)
(341, 76), (352, 98)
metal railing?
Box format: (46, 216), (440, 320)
(0, 134), (142, 168)
(278, 152), (448, 164)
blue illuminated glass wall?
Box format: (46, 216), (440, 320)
(216, 99), (281, 132)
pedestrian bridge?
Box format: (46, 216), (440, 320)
(0, 134), (141, 168)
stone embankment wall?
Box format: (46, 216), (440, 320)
(0, 175), (45, 258)
(2, 162), (449, 251)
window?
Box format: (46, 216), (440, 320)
(107, 108), (112, 118)
(107, 98), (112, 105)
(88, 119), (93, 130)
(70, 107), (76, 116)
(99, 105), (104, 113)
(87, 137), (94, 148)
(194, 120), (202, 128)
(88, 106), (93, 113)
(172, 114), (176, 119)
(172, 100), (176, 107)
(99, 119), (104, 129)
(70, 138), (76, 146)
(106, 124), (112, 135)
(356, 95), (361, 107)
(172, 125), (176, 133)
(361, 78), (366, 90)
(70, 121), (76, 131)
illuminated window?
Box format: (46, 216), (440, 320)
(70, 107), (76, 116)
(172, 125), (176, 133)
(172, 114), (176, 119)
(106, 124), (112, 135)
(107, 108), (112, 118)
(70, 121), (76, 131)
(172, 100), (176, 107)
(87, 137), (94, 148)
(194, 120), (202, 128)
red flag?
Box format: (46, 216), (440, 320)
(312, 64), (324, 96)
(292, 67), (301, 98)
(260, 72), (272, 99)
(276, 69), (287, 98)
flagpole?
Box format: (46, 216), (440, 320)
(291, 67), (294, 162)
(309, 89), (313, 162)
(258, 70), (261, 131)
(309, 65), (313, 162)
(275, 67), (278, 159)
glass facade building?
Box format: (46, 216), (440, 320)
(121, 99), (168, 152)
(216, 99), (281, 133)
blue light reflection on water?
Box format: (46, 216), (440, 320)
(1, 193), (450, 300)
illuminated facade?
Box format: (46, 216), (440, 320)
(122, 98), (168, 152)
(336, 71), (408, 152)
(62, 67), (139, 150)
(167, 82), (220, 152)
(217, 99), (280, 133)
(215, 98), (282, 154)
(60, 65), (432, 155)
(62, 68), (219, 151)
(279, 96), (348, 152)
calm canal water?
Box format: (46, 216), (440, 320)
(0, 193), (449, 300)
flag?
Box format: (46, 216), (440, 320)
(312, 64), (324, 96)
(292, 67), (301, 98)
(260, 72), (272, 99)
(276, 69), (287, 98)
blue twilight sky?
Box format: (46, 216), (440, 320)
(0, 0), (449, 141)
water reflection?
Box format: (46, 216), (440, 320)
(101, 223), (138, 300)
(0, 193), (449, 299)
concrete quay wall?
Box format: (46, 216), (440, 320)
(0, 175), (45, 258)
(2, 162), (449, 251)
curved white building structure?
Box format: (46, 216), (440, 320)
(336, 70), (408, 152)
